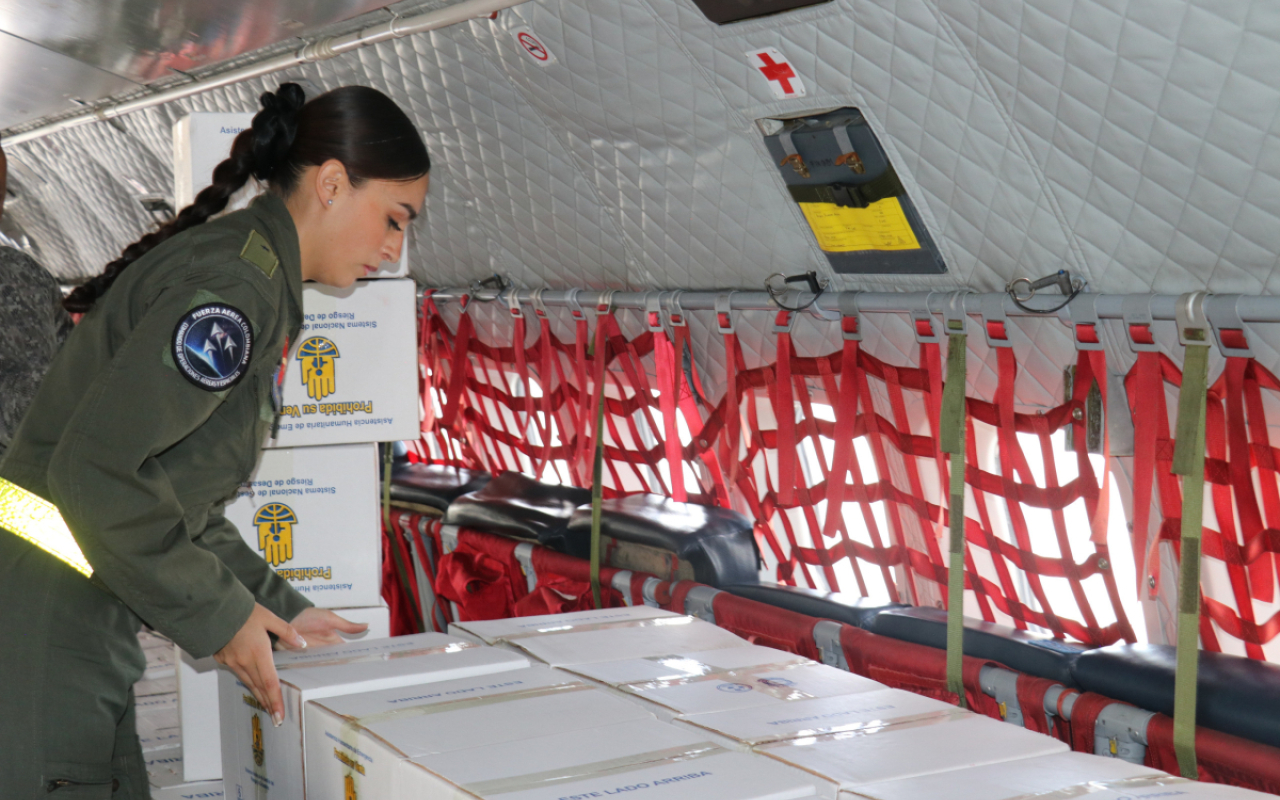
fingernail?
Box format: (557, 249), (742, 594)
(273, 712), (283, 727)
(297, 636), (308, 649)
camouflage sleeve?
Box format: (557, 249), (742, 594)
(195, 503), (314, 623)
(45, 266), (278, 658)
(0, 248), (70, 457)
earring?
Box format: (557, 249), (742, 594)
(327, 199), (333, 206)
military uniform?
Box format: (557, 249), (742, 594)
(0, 194), (313, 798)
(0, 246), (74, 459)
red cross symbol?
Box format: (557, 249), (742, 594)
(746, 48), (806, 99)
(757, 52), (796, 94)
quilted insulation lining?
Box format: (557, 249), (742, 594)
(3, 0), (1280, 402)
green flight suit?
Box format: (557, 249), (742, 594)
(0, 193), (314, 798)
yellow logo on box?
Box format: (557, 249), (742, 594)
(251, 713), (265, 768)
(345, 775), (357, 800)
(298, 336), (340, 401)
(255, 502), (297, 567)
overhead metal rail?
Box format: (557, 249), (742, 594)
(1, 0), (528, 146)
(424, 287), (1276, 326)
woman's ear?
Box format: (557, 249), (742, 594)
(314, 159), (349, 207)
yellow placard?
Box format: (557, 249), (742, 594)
(799, 197), (921, 252)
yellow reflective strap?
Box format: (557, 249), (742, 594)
(0, 477), (93, 578)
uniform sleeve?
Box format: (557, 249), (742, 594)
(196, 503), (313, 623)
(46, 269), (279, 658)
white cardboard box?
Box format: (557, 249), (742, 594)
(449, 605), (681, 644)
(173, 113), (254, 210)
(1030, 775), (1270, 800)
(400, 719), (821, 800)
(305, 667), (654, 799)
(475, 613), (749, 667)
(179, 603), (391, 783)
(146, 747), (186, 789)
(173, 112), (407, 278)
(267, 279), (419, 447)
(676, 687), (958, 749)
(219, 633), (526, 800)
(225, 443), (381, 608)
(755, 712), (1069, 790)
(844, 752), (1164, 800)
(566, 645), (884, 719)
(150, 781), (223, 800)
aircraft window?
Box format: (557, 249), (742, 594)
(762, 107), (947, 275)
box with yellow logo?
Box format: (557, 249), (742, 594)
(224, 442), (381, 609)
(266, 278), (419, 448)
(219, 633), (528, 800)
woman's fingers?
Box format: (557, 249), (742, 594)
(329, 611), (370, 635)
(262, 608), (307, 650)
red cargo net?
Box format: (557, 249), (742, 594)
(1127, 349), (1280, 658)
(416, 297), (1132, 646)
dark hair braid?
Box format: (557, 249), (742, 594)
(64, 83), (309, 313)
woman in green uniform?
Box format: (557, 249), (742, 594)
(0, 83), (430, 797)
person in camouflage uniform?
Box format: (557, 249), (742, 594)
(0, 144), (74, 459)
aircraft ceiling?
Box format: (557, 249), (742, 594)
(0, 0), (1276, 410)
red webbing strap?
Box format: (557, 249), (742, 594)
(773, 311), (798, 507)
(819, 337), (874, 596)
(1016, 675), (1067, 741)
(1128, 351), (1172, 597)
(1242, 363), (1280, 596)
(439, 310), (474, 428)
(993, 347), (1066, 637)
(1144, 714), (1280, 792)
(1225, 358), (1273, 605)
(721, 326), (743, 487)
(854, 350), (915, 603)
(630, 572), (648, 606)
(1065, 692), (1116, 756)
(536, 315), (556, 475)
(711, 592), (821, 660)
(964, 420), (1031, 629)
(652, 317), (687, 501)
(882, 358), (947, 601)
(572, 316), (591, 485)
(509, 313), (540, 475)
(1205, 366), (1267, 660)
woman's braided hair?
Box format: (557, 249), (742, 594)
(64, 83), (429, 313)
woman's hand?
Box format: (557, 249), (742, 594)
(214, 603), (306, 727)
(287, 607), (370, 647)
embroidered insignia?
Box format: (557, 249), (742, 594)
(240, 230), (279, 277)
(172, 303), (253, 391)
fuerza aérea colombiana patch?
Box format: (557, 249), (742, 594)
(173, 303), (253, 391)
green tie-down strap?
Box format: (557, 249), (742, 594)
(940, 332), (968, 706)
(1170, 343), (1210, 780)
(588, 336), (607, 610)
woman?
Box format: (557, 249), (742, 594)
(0, 83), (430, 797)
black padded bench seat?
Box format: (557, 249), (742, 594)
(723, 583), (905, 629)
(1073, 644), (1280, 750)
(565, 494), (759, 586)
(871, 607), (1089, 686)
(444, 471), (591, 552)
(389, 463), (491, 512)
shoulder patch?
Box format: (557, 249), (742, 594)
(239, 230), (279, 277)
(172, 304), (254, 392)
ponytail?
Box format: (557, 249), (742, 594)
(65, 81), (427, 313)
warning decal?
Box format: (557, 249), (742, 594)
(511, 26), (556, 66)
(798, 197), (921, 252)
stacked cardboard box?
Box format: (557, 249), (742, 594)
(171, 112), (419, 784)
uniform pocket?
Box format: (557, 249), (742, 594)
(41, 766), (116, 797)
